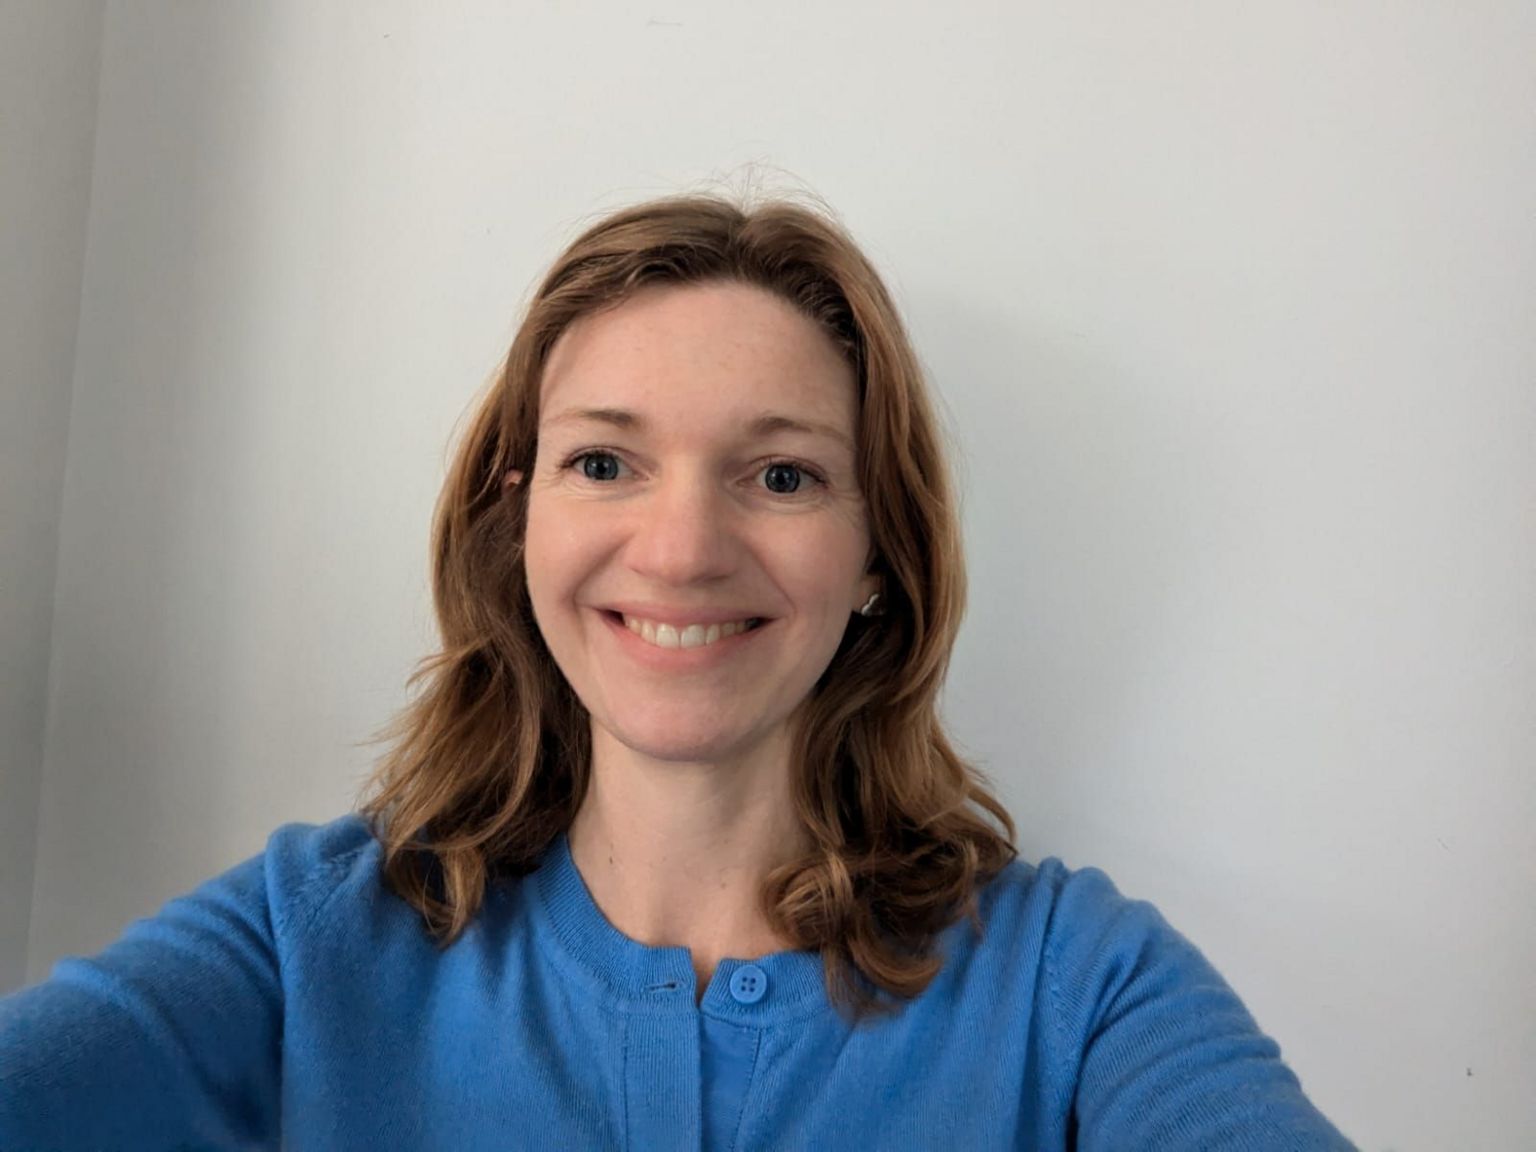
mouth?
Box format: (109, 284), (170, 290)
(601, 610), (768, 651)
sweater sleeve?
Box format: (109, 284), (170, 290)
(0, 818), (359, 1151)
(1039, 862), (1357, 1151)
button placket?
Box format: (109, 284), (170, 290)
(622, 1012), (701, 1151)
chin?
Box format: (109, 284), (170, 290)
(600, 713), (765, 766)
(621, 731), (746, 765)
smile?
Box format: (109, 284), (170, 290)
(620, 614), (765, 649)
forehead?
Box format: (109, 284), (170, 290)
(538, 281), (856, 433)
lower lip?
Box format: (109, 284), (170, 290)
(598, 610), (769, 671)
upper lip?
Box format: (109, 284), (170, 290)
(601, 602), (769, 628)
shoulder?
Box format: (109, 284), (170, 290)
(256, 812), (385, 958)
(977, 851), (1251, 1038)
(971, 852), (1196, 998)
(976, 851), (1162, 940)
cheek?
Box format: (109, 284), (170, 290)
(521, 502), (568, 618)
(522, 500), (612, 626)
(779, 523), (867, 614)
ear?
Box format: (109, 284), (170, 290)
(503, 469), (525, 489)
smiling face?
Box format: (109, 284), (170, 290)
(522, 279), (878, 768)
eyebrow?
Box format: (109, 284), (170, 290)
(541, 407), (853, 450)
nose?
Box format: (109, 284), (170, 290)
(622, 465), (740, 586)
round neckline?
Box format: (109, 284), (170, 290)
(529, 828), (830, 1021)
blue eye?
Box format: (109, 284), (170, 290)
(575, 451), (623, 482)
(763, 462), (805, 494)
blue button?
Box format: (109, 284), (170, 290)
(728, 964), (768, 1004)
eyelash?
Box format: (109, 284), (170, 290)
(557, 448), (828, 494)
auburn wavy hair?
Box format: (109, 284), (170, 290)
(355, 189), (1018, 1023)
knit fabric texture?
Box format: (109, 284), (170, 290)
(0, 814), (1356, 1150)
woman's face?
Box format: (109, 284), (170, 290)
(523, 279), (878, 766)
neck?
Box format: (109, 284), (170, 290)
(566, 723), (813, 991)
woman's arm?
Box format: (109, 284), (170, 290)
(1041, 863), (1358, 1150)
(0, 844), (291, 1150)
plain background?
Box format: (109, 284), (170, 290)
(4, 2), (1533, 1147)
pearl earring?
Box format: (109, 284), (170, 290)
(858, 592), (881, 617)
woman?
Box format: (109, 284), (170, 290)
(0, 192), (1356, 1149)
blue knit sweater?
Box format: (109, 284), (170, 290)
(0, 813), (1355, 1150)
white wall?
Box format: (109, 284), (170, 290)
(0, 0), (103, 994)
(15, 2), (1536, 1147)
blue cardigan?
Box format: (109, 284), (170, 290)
(0, 814), (1355, 1150)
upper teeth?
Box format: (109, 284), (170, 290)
(623, 616), (757, 649)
